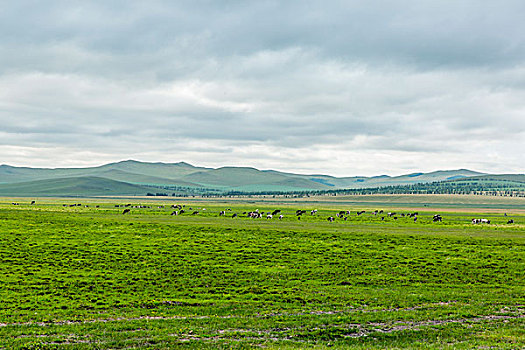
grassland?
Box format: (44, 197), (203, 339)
(0, 196), (524, 349)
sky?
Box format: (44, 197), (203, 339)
(1, 1), (524, 176)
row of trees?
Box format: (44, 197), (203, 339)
(219, 181), (525, 197)
(142, 180), (525, 198)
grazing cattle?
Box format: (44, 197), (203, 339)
(95, 205), (100, 208)
(171, 211), (178, 216)
(311, 209), (318, 215)
(272, 209), (281, 216)
(219, 211), (225, 216)
(192, 211), (199, 215)
(248, 212), (261, 218)
(266, 214), (273, 219)
(30, 200), (35, 205)
(122, 209), (130, 214)
(379, 210), (384, 214)
(279, 215), (284, 220)
(433, 214), (442, 222)
(232, 213), (238, 218)
(507, 219), (514, 224)
(296, 210), (307, 216)
(344, 216), (348, 221)
(388, 212), (396, 217)
(381, 217), (385, 221)
(357, 210), (365, 216)
(472, 218), (490, 224)
(414, 217), (417, 222)
(339, 210), (346, 217)
(179, 210), (185, 214)
(327, 216), (335, 222)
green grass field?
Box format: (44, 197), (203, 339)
(0, 196), (524, 349)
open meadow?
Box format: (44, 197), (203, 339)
(0, 195), (524, 349)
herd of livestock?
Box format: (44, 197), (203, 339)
(139, 204), (513, 225)
(10, 201), (516, 224)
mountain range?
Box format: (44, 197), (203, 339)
(0, 160), (500, 197)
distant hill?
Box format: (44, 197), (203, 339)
(268, 168), (484, 189)
(0, 160), (503, 197)
(312, 173), (525, 197)
(0, 161), (203, 186)
(451, 174), (525, 184)
(0, 177), (153, 197)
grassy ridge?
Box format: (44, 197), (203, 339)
(0, 198), (524, 348)
(0, 177), (152, 196)
(0, 160), (492, 194)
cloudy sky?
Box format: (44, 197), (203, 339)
(1, 1), (524, 176)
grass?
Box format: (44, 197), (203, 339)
(0, 196), (523, 348)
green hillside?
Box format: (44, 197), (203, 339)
(0, 164), (90, 183)
(227, 177), (332, 192)
(180, 167), (331, 190)
(89, 169), (202, 187)
(0, 160), (506, 197)
(0, 160), (206, 185)
(307, 173), (525, 197)
(443, 174), (525, 194)
(451, 174), (525, 184)
(0, 177), (153, 197)
(263, 168), (484, 189)
(96, 160), (205, 180)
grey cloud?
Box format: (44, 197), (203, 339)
(0, 1), (524, 175)
(3, 1), (525, 76)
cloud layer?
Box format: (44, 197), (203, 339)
(1, 1), (524, 176)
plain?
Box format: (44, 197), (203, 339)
(0, 195), (523, 349)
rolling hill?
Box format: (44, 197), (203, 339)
(0, 160), (512, 197)
(0, 177), (154, 197)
